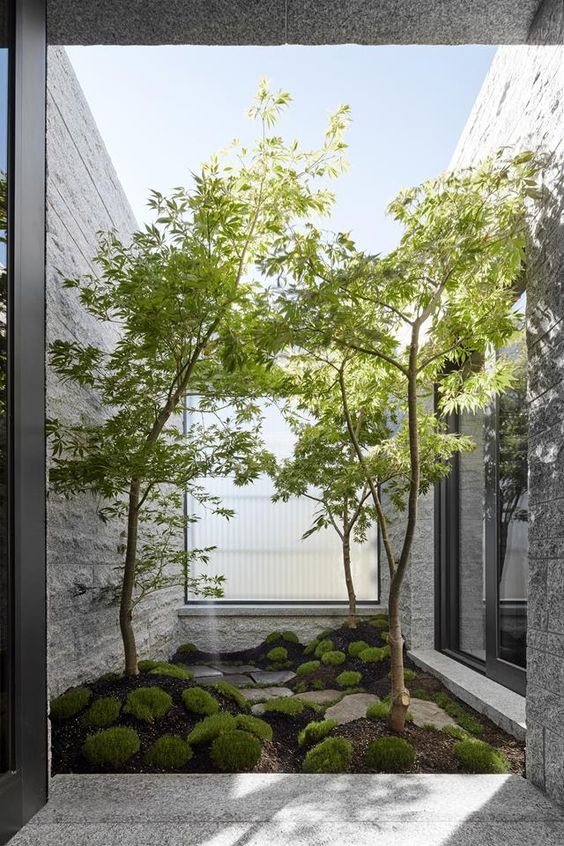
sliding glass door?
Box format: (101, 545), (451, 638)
(436, 311), (528, 695)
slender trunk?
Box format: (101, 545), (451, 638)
(388, 326), (420, 731)
(388, 587), (409, 730)
(342, 529), (357, 627)
(120, 478), (141, 675)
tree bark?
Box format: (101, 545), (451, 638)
(388, 587), (409, 730)
(120, 478), (141, 675)
(342, 529), (357, 627)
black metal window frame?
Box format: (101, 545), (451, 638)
(0, 0), (46, 841)
(435, 399), (526, 696)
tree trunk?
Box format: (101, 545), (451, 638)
(342, 530), (357, 627)
(388, 588), (409, 731)
(120, 478), (141, 675)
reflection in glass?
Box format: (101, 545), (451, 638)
(0, 1), (8, 773)
(458, 410), (486, 661)
(497, 330), (528, 668)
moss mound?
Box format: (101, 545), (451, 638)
(145, 734), (193, 769)
(210, 729), (262, 772)
(366, 736), (416, 772)
(336, 670), (362, 688)
(149, 662), (193, 681)
(454, 739), (509, 773)
(443, 724), (469, 741)
(302, 737), (353, 773)
(297, 719), (338, 748)
(187, 712), (236, 745)
(182, 687), (220, 716)
(314, 638), (334, 658)
(267, 646), (288, 663)
(212, 680), (249, 710)
(366, 701), (390, 720)
(370, 616), (389, 629)
(282, 630), (300, 643)
(50, 687), (92, 720)
(235, 714), (273, 742)
(321, 650), (346, 666)
(177, 643), (198, 654)
(123, 686), (172, 723)
(83, 726), (140, 769)
(81, 696), (121, 727)
(359, 646), (387, 663)
(262, 697), (312, 717)
(264, 631), (282, 644)
(297, 660), (321, 676)
(348, 640), (371, 658)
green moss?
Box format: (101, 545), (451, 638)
(359, 647), (386, 663)
(302, 737), (353, 773)
(182, 687), (220, 716)
(266, 646), (288, 663)
(81, 696), (121, 727)
(282, 630), (299, 643)
(336, 671), (362, 688)
(366, 701), (390, 720)
(212, 680), (250, 711)
(145, 734), (193, 769)
(366, 736), (415, 772)
(177, 643), (198, 654)
(187, 712), (236, 745)
(297, 719), (338, 748)
(137, 659), (160, 672)
(411, 687), (432, 701)
(303, 638), (320, 656)
(297, 660), (321, 676)
(443, 724), (469, 741)
(264, 631), (282, 644)
(262, 697), (313, 717)
(149, 662), (194, 681)
(294, 681), (308, 694)
(321, 650), (346, 666)
(123, 686), (172, 723)
(348, 640), (370, 658)
(210, 729), (262, 772)
(454, 738), (509, 773)
(83, 726), (140, 769)
(235, 714), (273, 742)
(314, 638), (334, 658)
(370, 616), (389, 629)
(387, 668), (417, 683)
(432, 693), (483, 735)
(312, 679), (325, 690)
(50, 687), (92, 720)
(97, 672), (123, 684)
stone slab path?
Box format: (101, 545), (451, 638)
(409, 697), (458, 730)
(324, 692), (381, 725)
(243, 687), (294, 704)
(9, 773), (564, 845)
(292, 689), (343, 705)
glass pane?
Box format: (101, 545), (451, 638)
(457, 410), (486, 661)
(0, 0), (8, 773)
(497, 327), (528, 668)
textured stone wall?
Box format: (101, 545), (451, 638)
(176, 606), (383, 653)
(449, 0), (564, 803)
(46, 47), (180, 696)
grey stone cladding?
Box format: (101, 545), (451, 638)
(448, 0), (564, 804)
(46, 47), (179, 696)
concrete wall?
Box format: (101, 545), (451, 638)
(46, 47), (179, 696)
(449, 0), (564, 803)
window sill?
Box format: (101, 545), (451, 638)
(408, 648), (526, 740)
(178, 604), (384, 618)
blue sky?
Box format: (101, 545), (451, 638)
(67, 45), (495, 254)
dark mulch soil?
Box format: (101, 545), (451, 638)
(51, 620), (525, 777)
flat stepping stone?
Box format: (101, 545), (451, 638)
(197, 674), (253, 687)
(211, 663), (256, 674)
(291, 689), (343, 705)
(250, 670), (296, 685)
(243, 687), (294, 703)
(325, 693), (381, 725)
(183, 665), (223, 679)
(409, 697), (458, 730)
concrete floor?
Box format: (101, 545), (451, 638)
(8, 773), (564, 845)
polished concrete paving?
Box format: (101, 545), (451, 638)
(8, 773), (564, 845)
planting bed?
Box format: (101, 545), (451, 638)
(51, 618), (524, 776)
